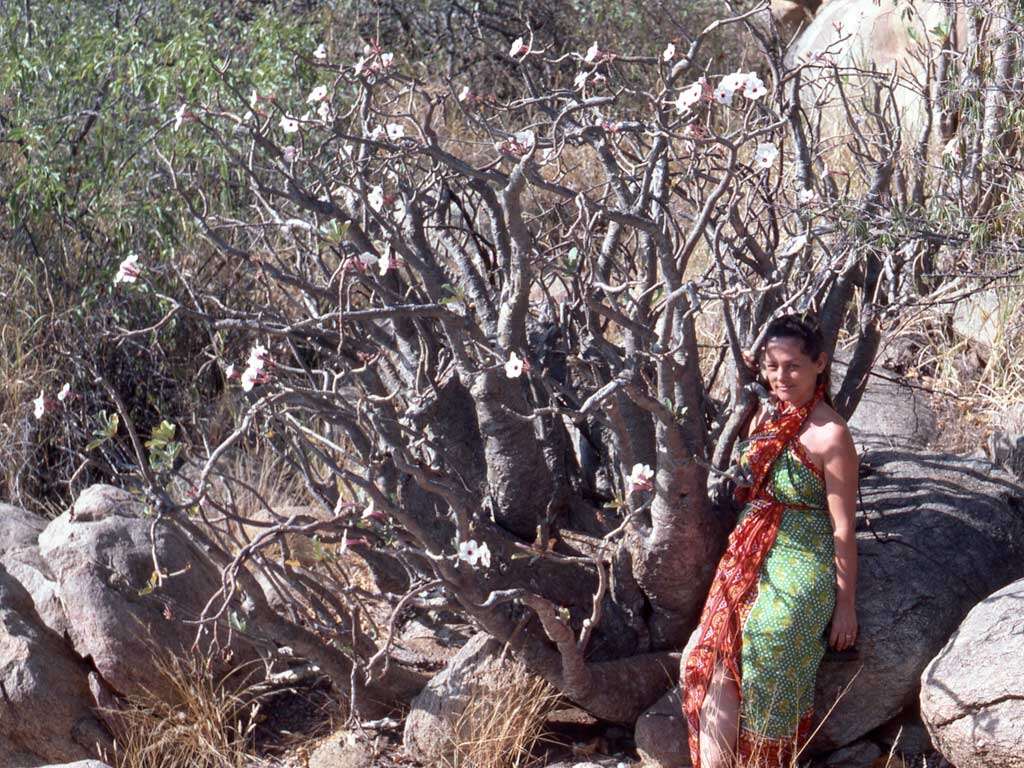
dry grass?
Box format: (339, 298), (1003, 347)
(101, 653), (265, 768)
(444, 658), (560, 768)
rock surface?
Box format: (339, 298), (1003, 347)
(0, 566), (95, 763)
(38, 485), (259, 703)
(840, 360), (938, 448)
(919, 576), (1024, 768)
(634, 686), (688, 767)
(823, 739), (882, 767)
(308, 732), (373, 768)
(0, 504), (45, 556)
(402, 633), (509, 764)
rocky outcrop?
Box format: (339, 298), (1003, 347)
(402, 633), (509, 764)
(38, 485), (261, 704)
(0, 566), (96, 763)
(634, 686), (687, 767)
(920, 577), (1024, 768)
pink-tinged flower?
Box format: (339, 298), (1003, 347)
(458, 539), (492, 568)
(674, 80), (705, 113)
(307, 85), (328, 103)
(313, 43), (327, 60)
(282, 145), (298, 163)
(172, 104), (189, 132)
(713, 84), (735, 106)
(224, 363), (239, 380)
(379, 52), (394, 68)
(385, 122), (405, 141)
(509, 36), (528, 59)
(361, 502), (385, 521)
(32, 390), (47, 420)
(574, 71), (589, 90)
(279, 115), (299, 134)
(57, 383), (71, 403)
(662, 42), (676, 62)
(504, 352), (525, 378)
(317, 101), (332, 121)
(584, 42), (600, 64)
(743, 73), (768, 100)
(627, 462), (655, 493)
(114, 254), (141, 285)
(753, 142), (779, 169)
(797, 187), (816, 205)
(367, 124), (386, 141)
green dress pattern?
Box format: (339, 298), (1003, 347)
(734, 444), (836, 740)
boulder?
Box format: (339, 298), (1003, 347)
(919, 576), (1024, 768)
(0, 505), (45, 556)
(824, 739), (882, 768)
(402, 633), (509, 764)
(634, 687), (688, 767)
(37, 484), (261, 704)
(838, 360), (938, 448)
(809, 450), (1024, 751)
(1, 544), (68, 637)
(308, 732), (373, 768)
(0, 566), (96, 763)
(653, 451), (1024, 765)
(36, 763), (113, 768)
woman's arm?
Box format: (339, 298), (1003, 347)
(822, 421), (859, 650)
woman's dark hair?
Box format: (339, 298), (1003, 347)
(755, 314), (833, 404)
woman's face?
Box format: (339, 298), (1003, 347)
(760, 337), (827, 407)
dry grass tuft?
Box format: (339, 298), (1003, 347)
(102, 652), (264, 768)
(445, 658), (560, 768)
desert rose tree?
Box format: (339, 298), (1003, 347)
(108, 5), (1020, 720)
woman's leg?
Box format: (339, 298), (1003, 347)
(699, 662), (741, 768)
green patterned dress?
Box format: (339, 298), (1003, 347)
(735, 442), (836, 741)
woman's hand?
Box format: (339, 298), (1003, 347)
(828, 601), (858, 651)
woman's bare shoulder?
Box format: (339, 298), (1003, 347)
(807, 401), (855, 451)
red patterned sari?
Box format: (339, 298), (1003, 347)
(683, 384), (828, 767)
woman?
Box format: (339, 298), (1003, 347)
(682, 315), (859, 767)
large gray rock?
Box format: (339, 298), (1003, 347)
(0, 505), (45, 556)
(0, 566), (96, 763)
(37, 484), (260, 704)
(840, 360), (938, 449)
(634, 686), (688, 767)
(36, 763), (113, 768)
(809, 450), (1024, 751)
(402, 633), (509, 764)
(308, 732), (372, 768)
(920, 577), (1024, 768)
(652, 451), (1024, 766)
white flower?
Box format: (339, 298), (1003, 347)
(354, 57), (366, 77)
(627, 462), (655, 493)
(282, 145), (297, 163)
(713, 84), (735, 106)
(356, 252), (377, 270)
(368, 124), (385, 141)
(797, 187), (816, 205)
(225, 363), (237, 380)
(172, 104), (188, 132)
(721, 71), (748, 92)
(240, 367), (260, 392)
(662, 42), (676, 62)
(249, 89), (259, 109)
(279, 115), (299, 134)
(32, 390), (46, 420)
(379, 52), (394, 68)
(307, 85), (328, 103)
(753, 142), (779, 169)
(504, 352), (524, 379)
(114, 254), (140, 285)
(574, 71), (589, 90)
(385, 122), (405, 141)
(317, 100), (332, 122)
(458, 539), (492, 569)
(675, 81), (704, 113)
(368, 185), (385, 212)
(313, 43), (327, 60)
(743, 72), (768, 100)
(458, 85), (471, 102)
(57, 383), (71, 402)
(584, 42), (600, 63)
(393, 198), (407, 225)
(509, 36), (527, 59)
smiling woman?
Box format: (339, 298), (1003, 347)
(682, 314), (860, 768)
